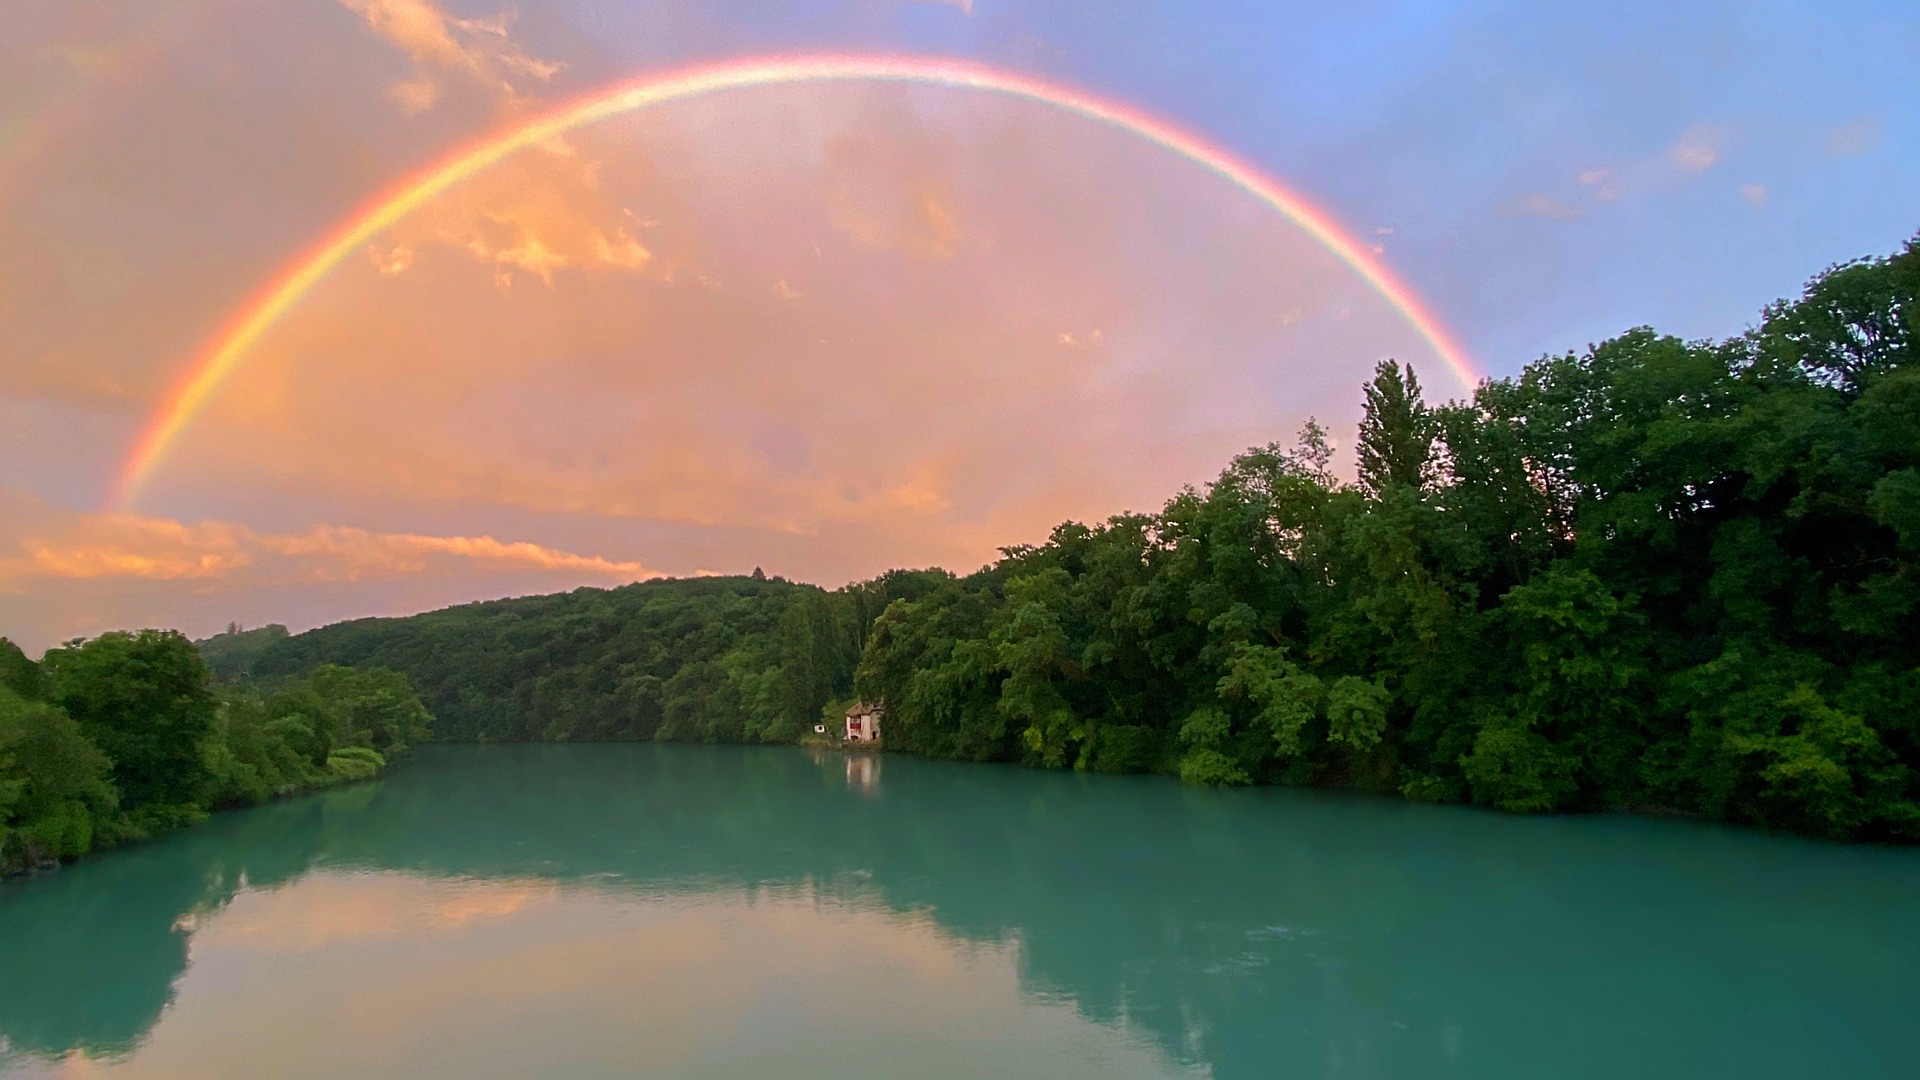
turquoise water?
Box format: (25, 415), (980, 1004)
(2, 744), (1917, 1078)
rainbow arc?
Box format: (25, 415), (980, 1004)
(111, 54), (1479, 509)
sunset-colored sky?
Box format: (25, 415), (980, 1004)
(3, 0), (1915, 651)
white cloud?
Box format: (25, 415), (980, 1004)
(388, 72), (441, 115)
(338, 0), (563, 115)
(1501, 192), (1586, 222)
(376, 150), (656, 285)
(1827, 118), (1879, 157)
(1505, 126), (1732, 225)
(1668, 125), (1727, 174)
(1577, 167), (1618, 201)
(370, 244), (416, 275)
(0, 491), (665, 651)
(0, 499), (657, 590)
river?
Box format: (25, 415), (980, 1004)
(2, 744), (1916, 1078)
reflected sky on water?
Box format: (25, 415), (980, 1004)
(4, 744), (1919, 1078)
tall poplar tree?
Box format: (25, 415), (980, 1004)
(1357, 359), (1434, 495)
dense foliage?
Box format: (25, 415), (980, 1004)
(200, 572), (948, 744)
(851, 236), (1920, 840)
(0, 631), (431, 875)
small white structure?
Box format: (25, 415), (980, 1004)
(844, 702), (883, 743)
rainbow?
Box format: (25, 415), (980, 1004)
(110, 53), (1478, 509)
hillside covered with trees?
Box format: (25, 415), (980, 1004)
(199, 572), (950, 743)
(86, 233), (1920, 843)
(0, 631), (431, 875)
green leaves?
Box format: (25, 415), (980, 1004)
(0, 639), (44, 701)
(1870, 469), (1920, 552)
(1756, 241), (1916, 395)
(1217, 644), (1321, 757)
(0, 630), (446, 874)
(0, 688), (117, 872)
(1357, 359), (1435, 496)
(1461, 715), (1580, 813)
(325, 746), (387, 783)
(1177, 748), (1251, 787)
(43, 630), (215, 813)
(996, 571), (1082, 769)
(1727, 685), (1916, 838)
(1325, 677), (1390, 750)
(1175, 709), (1250, 786)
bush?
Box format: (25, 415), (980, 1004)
(325, 746), (387, 783)
(1090, 725), (1163, 774)
(1178, 749), (1251, 787)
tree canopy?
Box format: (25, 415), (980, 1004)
(842, 233), (1920, 841)
(2, 635), (433, 875)
(200, 572), (951, 746)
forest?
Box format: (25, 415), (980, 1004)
(0, 631), (431, 875)
(13, 232), (1919, 848)
(197, 571), (948, 743)
(845, 235), (1919, 840)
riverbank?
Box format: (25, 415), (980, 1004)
(1, 633), (432, 878)
(799, 733), (885, 754)
(1, 753), (403, 881)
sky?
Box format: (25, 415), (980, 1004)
(1, 0), (1915, 651)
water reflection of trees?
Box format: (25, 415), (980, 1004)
(4, 745), (1917, 1076)
(0, 793), (334, 1060)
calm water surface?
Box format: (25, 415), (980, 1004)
(3, 744), (1918, 1078)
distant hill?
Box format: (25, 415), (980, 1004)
(197, 573), (946, 744)
(194, 623), (290, 675)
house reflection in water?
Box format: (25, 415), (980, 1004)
(845, 754), (880, 795)
(801, 745), (880, 794)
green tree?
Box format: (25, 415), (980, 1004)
(304, 665), (433, 753)
(1357, 359), (1434, 495)
(0, 689), (119, 872)
(43, 631), (215, 815)
(0, 638), (44, 700)
(996, 569), (1082, 768)
(1460, 713), (1580, 813)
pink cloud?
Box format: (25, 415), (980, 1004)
(337, 0), (562, 115)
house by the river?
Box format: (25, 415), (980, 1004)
(844, 702), (882, 743)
